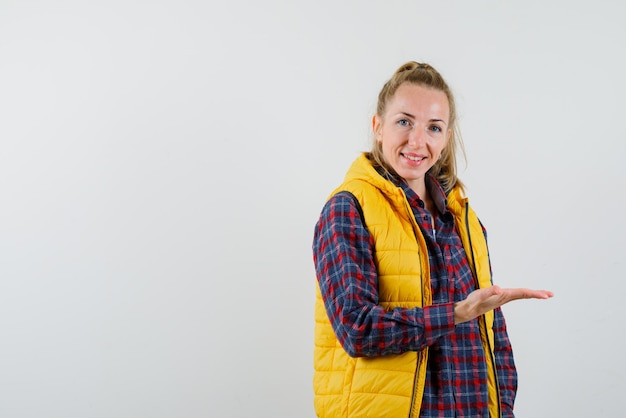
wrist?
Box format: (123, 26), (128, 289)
(453, 301), (467, 325)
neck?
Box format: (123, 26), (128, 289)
(408, 178), (436, 215)
(406, 178), (426, 201)
(423, 192), (436, 215)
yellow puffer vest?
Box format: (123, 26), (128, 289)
(314, 154), (500, 417)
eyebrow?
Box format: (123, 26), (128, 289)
(399, 112), (448, 126)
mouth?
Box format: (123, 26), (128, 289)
(402, 153), (427, 163)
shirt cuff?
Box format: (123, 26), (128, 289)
(422, 302), (456, 343)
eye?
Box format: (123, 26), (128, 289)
(397, 119), (411, 127)
(429, 125), (443, 133)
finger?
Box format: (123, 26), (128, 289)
(534, 290), (554, 299)
(506, 288), (554, 300)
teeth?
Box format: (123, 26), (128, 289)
(405, 154), (425, 161)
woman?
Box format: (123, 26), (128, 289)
(312, 61), (553, 417)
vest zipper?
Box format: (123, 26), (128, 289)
(404, 196), (425, 418)
(465, 202), (502, 418)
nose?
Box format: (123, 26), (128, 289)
(408, 126), (426, 148)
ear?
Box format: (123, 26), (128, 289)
(372, 114), (382, 142)
(446, 128), (452, 144)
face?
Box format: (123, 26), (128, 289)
(373, 83), (451, 195)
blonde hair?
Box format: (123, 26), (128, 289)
(369, 61), (465, 193)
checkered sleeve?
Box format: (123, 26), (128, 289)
(312, 191), (455, 358)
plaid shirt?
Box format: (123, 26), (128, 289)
(313, 174), (517, 417)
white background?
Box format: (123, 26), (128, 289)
(1, 1), (624, 417)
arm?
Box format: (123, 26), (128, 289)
(313, 192), (455, 358)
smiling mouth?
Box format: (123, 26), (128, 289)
(403, 153), (426, 162)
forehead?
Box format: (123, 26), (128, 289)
(387, 83), (450, 119)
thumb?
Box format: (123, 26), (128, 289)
(488, 285), (502, 296)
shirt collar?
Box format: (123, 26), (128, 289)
(425, 174), (449, 216)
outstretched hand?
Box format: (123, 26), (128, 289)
(454, 286), (554, 324)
